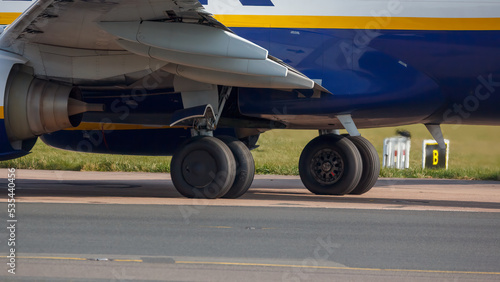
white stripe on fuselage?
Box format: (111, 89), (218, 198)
(2, 0), (498, 20)
(204, 0), (500, 18)
(0, 0), (34, 13)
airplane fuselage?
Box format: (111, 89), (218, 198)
(2, 0), (499, 130)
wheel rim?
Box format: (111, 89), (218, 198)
(182, 149), (217, 188)
(310, 148), (344, 185)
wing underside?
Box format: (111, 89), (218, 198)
(0, 0), (316, 90)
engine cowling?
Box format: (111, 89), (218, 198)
(0, 51), (103, 160)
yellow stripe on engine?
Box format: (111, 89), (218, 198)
(0, 13), (21, 25)
(214, 15), (500, 31)
(0, 106), (4, 119)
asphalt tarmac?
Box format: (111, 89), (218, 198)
(1, 169), (500, 281)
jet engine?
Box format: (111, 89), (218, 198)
(0, 51), (103, 160)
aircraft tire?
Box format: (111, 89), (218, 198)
(218, 136), (255, 199)
(345, 136), (380, 195)
(171, 136), (236, 199)
(299, 134), (362, 195)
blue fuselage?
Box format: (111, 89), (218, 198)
(235, 27), (500, 128)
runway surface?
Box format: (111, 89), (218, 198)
(1, 169), (500, 281)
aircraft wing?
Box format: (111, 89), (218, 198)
(0, 0), (316, 90)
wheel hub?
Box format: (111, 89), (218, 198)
(310, 149), (344, 185)
(182, 149), (217, 188)
(321, 162), (333, 172)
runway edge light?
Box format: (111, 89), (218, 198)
(422, 139), (450, 170)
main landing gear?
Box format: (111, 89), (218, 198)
(170, 130), (378, 198)
(169, 82), (255, 199)
(169, 78), (377, 198)
(299, 134), (380, 196)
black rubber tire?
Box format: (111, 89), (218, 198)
(218, 136), (255, 199)
(346, 136), (380, 195)
(171, 136), (236, 199)
(299, 134), (362, 195)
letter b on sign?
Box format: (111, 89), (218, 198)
(433, 150), (439, 165)
(423, 140), (449, 169)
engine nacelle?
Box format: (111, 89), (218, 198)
(0, 51), (103, 160)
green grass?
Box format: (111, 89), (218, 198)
(1, 124), (499, 180)
(0, 144), (172, 173)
